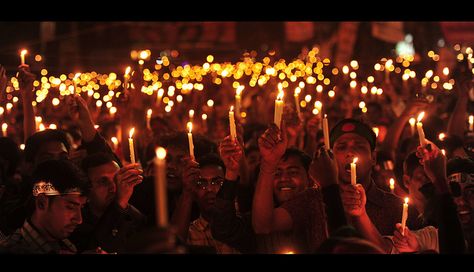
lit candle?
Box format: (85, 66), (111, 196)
(35, 116), (42, 131)
(2, 123), (7, 137)
(39, 123), (45, 131)
(72, 73), (81, 94)
(469, 115), (474, 132)
(274, 89), (284, 129)
(123, 66), (131, 89)
(187, 122), (195, 160)
(408, 117), (416, 136)
(20, 49), (27, 65)
(6, 103), (13, 115)
(350, 157), (358, 185)
(294, 87), (301, 117)
(235, 86), (244, 117)
(154, 147), (168, 228)
(416, 112), (426, 146)
(146, 109), (152, 130)
(0, 107), (4, 117)
(372, 127), (379, 138)
(389, 178), (395, 193)
(322, 114), (330, 150)
(111, 136), (118, 151)
(401, 197), (409, 236)
(229, 106), (237, 142)
(188, 109), (195, 122)
(128, 128), (136, 164)
(385, 59), (393, 83)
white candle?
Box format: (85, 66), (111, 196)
(146, 109), (152, 130)
(155, 147), (168, 228)
(123, 66), (131, 89)
(235, 86), (244, 118)
(187, 122), (195, 160)
(469, 115), (473, 132)
(20, 49), (27, 65)
(323, 114), (330, 150)
(128, 128), (136, 164)
(294, 87), (301, 117)
(350, 157), (358, 185)
(416, 112), (426, 146)
(229, 106), (237, 142)
(408, 117), (416, 136)
(274, 90), (284, 129)
(2, 123), (7, 137)
(401, 197), (409, 236)
(389, 178), (395, 193)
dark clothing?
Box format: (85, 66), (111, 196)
(321, 184), (347, 235)
(69, 202), (146, 253)
(80, 131), (123, 168)
(0, 219), (77, 254)
(433, 193), (466, 253)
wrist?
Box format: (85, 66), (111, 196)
(260, 161), (277, 174)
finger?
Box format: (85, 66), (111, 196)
(260, 136), (276, 148)
(265, 130), (280, 143)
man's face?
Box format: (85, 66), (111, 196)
(273, 155), (309, 204)
(165, 145), (187, 192)
(87, 161), (120, 211)
(404, 166), (430, 206)
(35, 141), (68, 166)
(453, 180), (474, 229)
(44, 194), (87, 240)
(332, 133), (375, 185)
(194, 164), (224, 213)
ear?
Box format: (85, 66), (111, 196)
(36, 195), (49, 211)
(402, 174), (410, 189)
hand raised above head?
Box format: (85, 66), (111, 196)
(258, 122), (287, 166)
(309, 147), (338, 188)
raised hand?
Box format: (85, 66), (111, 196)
(258, 122), (288, 166)
(392, 223), (420, 253)
(17, 64), (36, 92)
(219, 135), (243, 180)
(309, 147), (338, 188)
(340, 183), (366, 217)
(114, 163), (144, 209)
(415, 139), (448, 192)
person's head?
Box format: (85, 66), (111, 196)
(273, 148), (311, 205)
(317, 226), (385, 254)
(330, 119), (377, 186)
(194, 153), (225, 213)
(81, 153), (121, 213)
(24, 129), (70, 167)
(161, 132), (216, 193)
(31, 159), (89, 240)
(447, 157), (474, 229)
(0, 137), (21, 183)
(403, 152), (430, 211)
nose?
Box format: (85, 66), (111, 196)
(73, 209), (83, 225)
(454, 197), (468, 210)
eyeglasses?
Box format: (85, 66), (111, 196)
(195, 177), (224, 190)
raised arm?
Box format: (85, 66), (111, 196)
(447, 66), (471, 139)
(17, 65), (36, 142)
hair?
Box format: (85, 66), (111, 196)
(197, 153), (226, 173)
(0, 137), (21, 177)
(403, 151), (422, 178)
(161, 131), (217, 159)
(281, 148), (312, 172)
(24, 129), (71, 163)
(316, 226), (384, 254)
(32, 159), (90, 198)
(81, 152), (119, 174)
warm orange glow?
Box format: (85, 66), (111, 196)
(439, 133), (446, 141)
(404, 197), (409, 205)
(353, 157), (358, 164)
(156, 147), (167, 160)
(277, 90), (284, 101)
(417, 112), (425, 122)
(187, 122), (193, 133)
(129, 127), (135, 139)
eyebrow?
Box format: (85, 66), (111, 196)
(63, 198), (83, 206)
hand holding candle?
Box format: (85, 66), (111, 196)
(128, 128), (136, 164)
(350, 157), (358, 185)
(155, 147), (168, 228)
(416, 112), (426, 146)
(401, 197), (409, 236)
(187, 122), (195, 160)
(229, 106), (237, 142)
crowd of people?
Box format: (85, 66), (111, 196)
(0, 40), (473, 254)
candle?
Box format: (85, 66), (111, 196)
(20, 49), (27, 65)
(385, 59), (393, 83)
(469, 115), (473, 132)
(408, 117), (416, 136)
(35, 116), (42, 131)
(72, 73), (81, 94)
(146, 109), (152, 130)
(416, 112), (426, 146)
(187, 122), (195, 160)
(372, 127), (379, 138)
(401, 197), (409, 236)
(123, 66), (131, 89)
(6, 103), (13, 115)
(2, 123), (7, 137)
(235, 86), (244, 118)
(188, 109), (195, 122)
(154, 147), (168, 228)
(294, 87), (301, 117)
(111, 136), (118, 151)
(322, 114), (330, 150)
(274, 89), (284, 129)
(229, 106), (237, 142)
(389, 178), (395, 193)
(350, 157), (358, 185)
(128, 128), (136, 164)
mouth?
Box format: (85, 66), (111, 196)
(278, 184), (296, 192)
(344, 163), (351, 174)
(459, 210), (471, 216)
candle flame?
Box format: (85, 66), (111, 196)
(73, 73), (81, 80)
(129, 127), (135, 138)
(125, 66), (131, 76)
(156, 147), (167, 160)
(417, 112), (425, 122)
(277, 90), (284, 101)
(236, 86), (244, 96)
(353, 157), (358, 164)
(20, 49), (27, 56)
(404, 197), (409, 204)
(147, 109), (152, 118)
(111, 137), (118, 145)
(230, 105), (234, 112)
(2, 123), (8, 131)
(389, 178), (395, 186)
(441, 149), (446, 156)
(385, 59), (393, 68)
(409, 117), (416, 126)
(294, 87), (301, 96)
(189, 109), (195, 118)
(187, 122), (193, 133)
(469, 115), (474, 124)
(438, 133), (446, 141)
